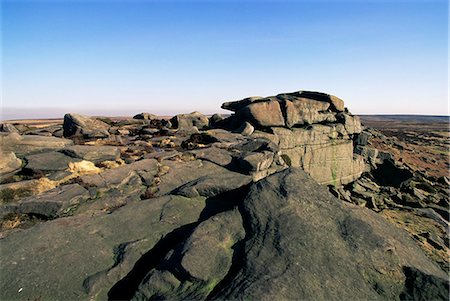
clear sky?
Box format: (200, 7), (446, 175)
(2, 0), (448, 119)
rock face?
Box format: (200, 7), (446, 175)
(63, 113), (110, 138)
(219, 90), (366, 185)
(212, 169), (447, 300)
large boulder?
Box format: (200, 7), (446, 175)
(237, 99), (285, 127)
(213, 168), (447, 300)
(63, 113), (110, 138)
(219, 90), (365, 185)
(170, 112), (209, 131)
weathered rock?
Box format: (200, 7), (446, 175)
(133, 112), (158, 120)
(237, 99), (285, 127)
(0, 195), (207, 301)
(156, 160), (240, 196)
(2, 184), (89, 218)
(24, 151), (81, 173)
(337, 112), (363, 135)
(296, 90), (345, 112)
(221, 96), (263, 112)
(188, 147), (234, 167)
(63, 113), (110, 138)
(61, 145), (120, 164)
(0, 133), (73, 157)
(0, 152), (22, 176)
(132, 209), (245, 300)
(273, 126), (366, 185)
(284, 97), (335, 127)
(81, 159), (158, 188)
(235, 121), (254, 136)
(214, 168), (447, 300)
(237, 151), (274, 174)
(0, 123), (19, 133)
(170, 111), (209, 131)
(173, 173), (252, 198)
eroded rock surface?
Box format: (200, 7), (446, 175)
(0, 90), (448, 301)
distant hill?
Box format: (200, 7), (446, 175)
(359, 115), (449, 123)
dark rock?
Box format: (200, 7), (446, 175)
(221, 96), (263, 112)
(63, 113), (110, 138)
(354, 131), (371, 146)
(2, 184), (89, 218)
(400, 266), (449, 301)
(132, 209), (245, 300)
(133, 113), (159, 120)
(181, 133), (220, 150)
(235, 121), (254, 136)
(214, 168), (445, 300)
(373, 160), (414, 188)
(24, 151), (81, 173)
(0, 194), (207, 300)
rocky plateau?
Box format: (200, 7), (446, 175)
(0, 90), (448, 300)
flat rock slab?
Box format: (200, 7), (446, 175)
(174, 173), (252, 198)
(24, 151), (81, 172)
(0, 133), (73, 157)
(0, 195), (207, 301)
(61, 145), (120, 163)
(3, 184), (89, 218)
(81, 159), (158, 188)
(216, 168), (447, 300)
(156, 160), (246, 196)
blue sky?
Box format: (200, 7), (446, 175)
(2, 0), (448, 119)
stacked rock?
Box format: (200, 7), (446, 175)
(220, 90), (367, 186)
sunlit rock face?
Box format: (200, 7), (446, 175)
(220, 90), (367, 186)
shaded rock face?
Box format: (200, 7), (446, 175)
(219, 90), (366, 185)
(212, 169), (447, 300)
(63, 113), (110, 138)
